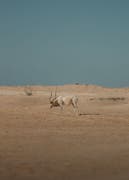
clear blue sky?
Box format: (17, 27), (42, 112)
(0, 0), (129, 87)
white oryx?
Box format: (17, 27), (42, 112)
(49, 90), (79, 114)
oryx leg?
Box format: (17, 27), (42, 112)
(59, 102), (64, 111)
(72, 103), (79, 115)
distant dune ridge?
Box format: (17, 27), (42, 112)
(0, 84), (129, 95)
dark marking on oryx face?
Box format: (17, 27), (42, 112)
(49, 98), (60, 108)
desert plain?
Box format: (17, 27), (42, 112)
(0, 84), (129, 180)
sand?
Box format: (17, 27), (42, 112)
(0, 84), (129, 180)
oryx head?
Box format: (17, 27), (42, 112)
(49, 87), (57, 105)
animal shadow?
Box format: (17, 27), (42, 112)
(79, 113), (100, 116)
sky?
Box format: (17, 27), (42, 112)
(0, 0), (129, 87)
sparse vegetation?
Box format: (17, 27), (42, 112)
(98, 97), (125, 101)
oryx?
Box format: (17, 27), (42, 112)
(49, 89), (79, 114)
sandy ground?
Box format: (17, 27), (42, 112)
(0, 84), (129, 180)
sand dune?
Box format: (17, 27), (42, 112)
(0, 84), (129, 180)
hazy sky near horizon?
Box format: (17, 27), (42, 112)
(0, 0), (129, 87)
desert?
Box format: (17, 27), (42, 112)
(0, 84), (129, 180)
